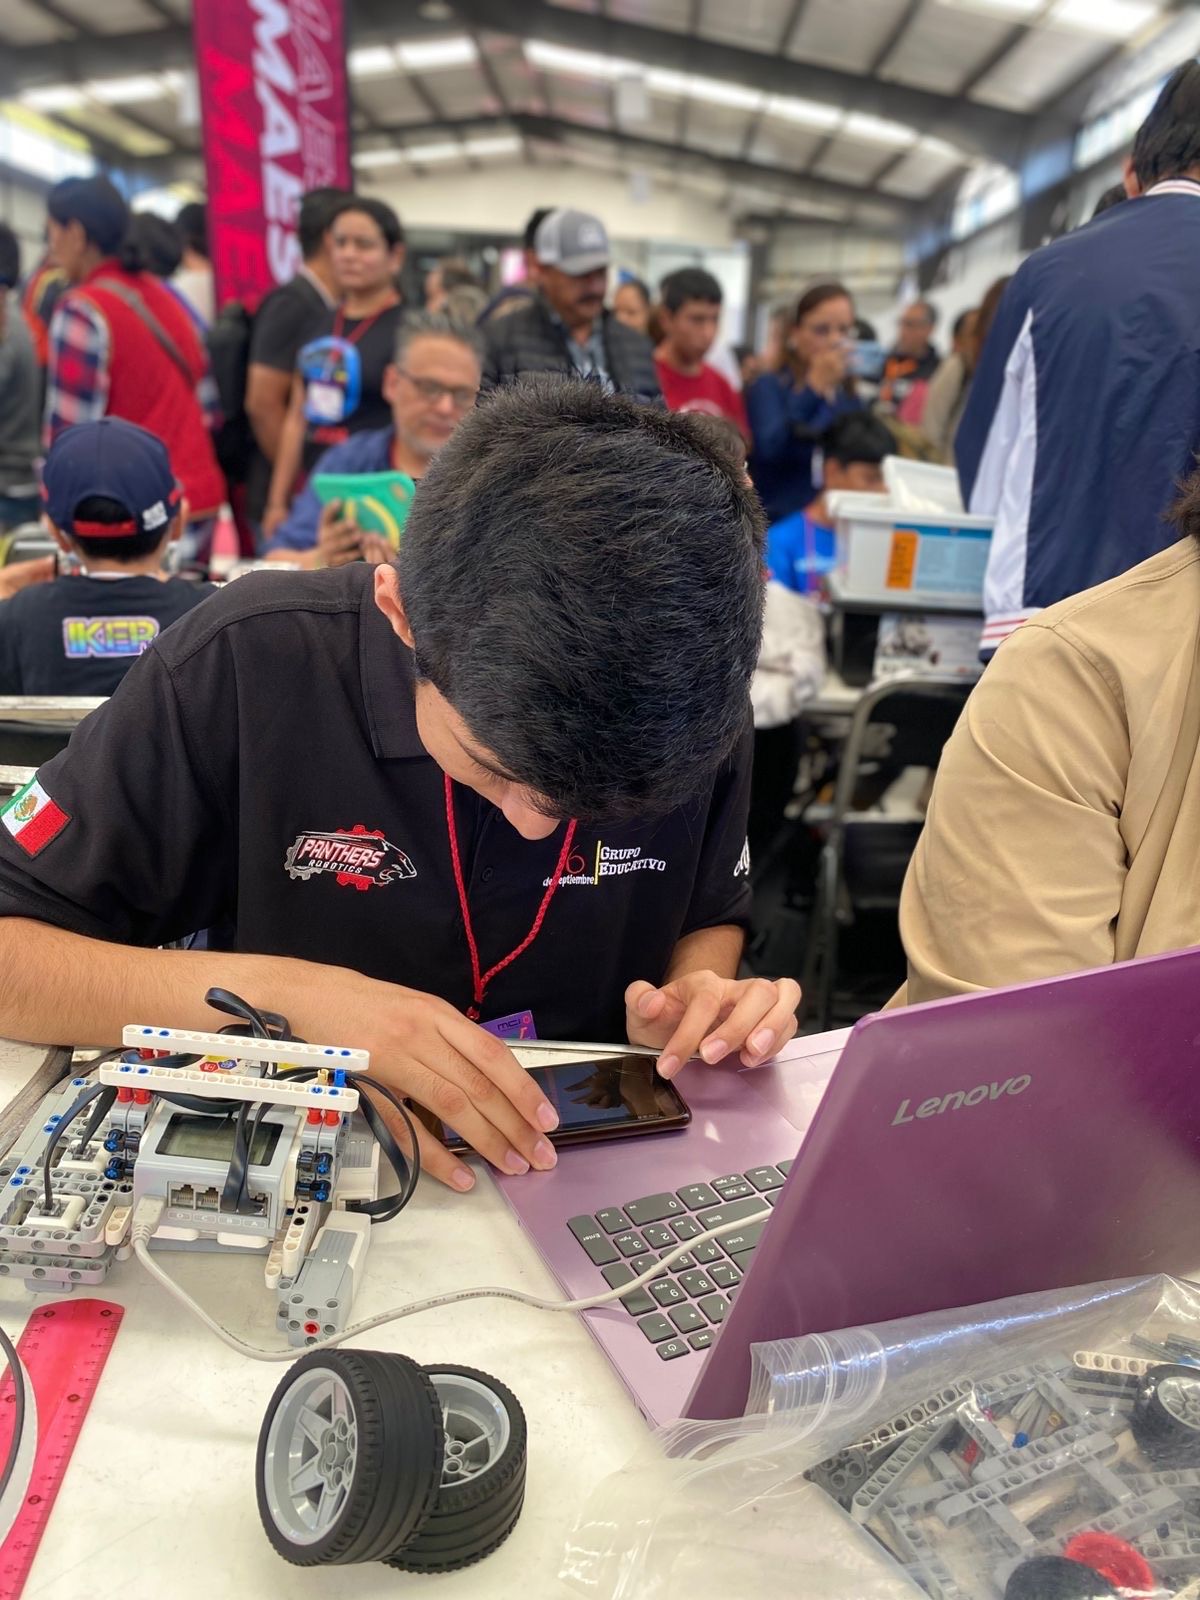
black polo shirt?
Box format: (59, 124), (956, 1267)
(0, 566), (752, 1040)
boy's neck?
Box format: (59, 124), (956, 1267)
(657, 342), (706, 378)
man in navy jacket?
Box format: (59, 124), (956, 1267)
(957, 61), (1200, 655)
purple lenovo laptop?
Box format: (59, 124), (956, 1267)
(498, 947), (1200, 1428)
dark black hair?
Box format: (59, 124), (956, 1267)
(1090, 182), (1128, 219)
(175, 201), (208, 260)
(853, 316), (877, 342)
(124, 212), (182, 278)
(0, 223), (18, 289)
(616, 276), (649, 306)
(822, 411), (893, 468)
(399, 378), (765, 822)
(327, 195), (405, 249)
(660, 267), (722, 314)
(298, 186), (354, 259)
(1171, 467), (1200, 547)
(68, 494), (172, 563)
(1132, 61), (1200, 189)
(523, 207), (553, 252)
(46, 175), (128, 257)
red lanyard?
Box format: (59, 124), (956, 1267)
(444, 772), (577, 1021)
(331, 297), (398, 347)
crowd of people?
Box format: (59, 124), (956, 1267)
(0, 59), (1195, 1119)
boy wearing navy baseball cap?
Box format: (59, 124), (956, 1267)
(0, 418), (214, 695)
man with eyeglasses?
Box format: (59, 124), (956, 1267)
(264, 312), (482, 568)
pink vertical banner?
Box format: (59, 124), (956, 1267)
(192, 0), (352, 310)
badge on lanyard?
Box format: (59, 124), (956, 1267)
(299, 335), (363, 427)
(482, 1010), (538, 1041)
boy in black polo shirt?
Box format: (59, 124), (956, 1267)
(0, 383), (799, 1193)
(0, 419), (213, 695)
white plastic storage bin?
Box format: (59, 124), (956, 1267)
(826, 491), (993, 610)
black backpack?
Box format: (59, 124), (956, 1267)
(207, 300), (256, 485)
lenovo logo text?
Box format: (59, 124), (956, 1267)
(892, 1075), (1031, 1126)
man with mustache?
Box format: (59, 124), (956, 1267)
(480, 209), (661, 403)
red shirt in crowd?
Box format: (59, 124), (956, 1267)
(654, 358), (749, 440)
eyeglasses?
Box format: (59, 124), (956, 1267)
(804, 322), (854, 339)
(396, 370), (479, 409)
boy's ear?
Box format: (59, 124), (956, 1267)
(43, 517), (72, 556)
(165, 496), (191, 545)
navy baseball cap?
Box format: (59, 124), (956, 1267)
(42, 418), (181, 540)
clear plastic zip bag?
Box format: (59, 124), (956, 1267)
(562, 1276), (1200, 1600)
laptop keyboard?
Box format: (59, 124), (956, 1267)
(566, 1160), (791, 1363)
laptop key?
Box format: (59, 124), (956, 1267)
(697, 1196), (771, 1232)
(745, 1165), (784, 1192)
(624, 1192), (686, 1225)
(708, 1261), (742, 1290)
(728, 1246), (757, 1272)
(719, 1221), (766, 1255)
(638, 1313), (675, 1343)
(691, 1239), (723, 1265)
(650, 1279), (686, 1307)
(712, 1175), (755, 1201)
(659, 1250), (695, 1271)
(765, 1192), (779, 1207)
(670, 1215), (703, 1241)
(679, 1269), (715, 1298)
(669, 1303), (706, 1335)
(568, 1215), (620, 1266)
(595, 1207), (629, 1234)
(698, 1293), (730, 1325)
(600, 1262), (656, 1317)
(777, 1158), (794, 1176)
(629, 1254), (666, 1281)
(676, 1182), (720, 1210)
(688, 1329), (715, 1352)
(657, 1339), (690, 1361)
(641, 1223), (675, 1250)
(612, 1230), (648, 1258)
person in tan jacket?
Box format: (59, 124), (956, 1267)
(897, 474), (1200, 1005)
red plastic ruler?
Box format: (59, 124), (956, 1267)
(0, 1298), (124, 1600)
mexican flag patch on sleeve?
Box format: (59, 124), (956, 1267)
(1, 777), (70, 857)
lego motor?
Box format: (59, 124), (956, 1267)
(256, 1351), (527, 1574)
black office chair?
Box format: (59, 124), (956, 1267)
(801, 676), (972, 1031)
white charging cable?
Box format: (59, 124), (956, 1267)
(130, 1195), (771, 1364)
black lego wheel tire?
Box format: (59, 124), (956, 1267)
(1004, 1556), (1118, 1600)
(386, 1363), (528, 1574)
(1131, 1362), (1200, 1466)
(256, 1348), (443, 1567)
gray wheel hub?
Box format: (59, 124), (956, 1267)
(430, 1372), (510, 1486)
(264, 1367), (359, 1544)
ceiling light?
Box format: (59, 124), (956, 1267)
(525, 40), (637, 80)
(464, 135), (521, 157)
(844, 111), (917, 146)
(398, 36), (477, 70)
(352, 148), (403, 168)
(1050, 0), (1159, 37)
(935, 0), (1044, 16)
(404, 141), (462, 162)
(643, 67), (763, 110)
(20, 84), (86, 111)
(348, 46), (397, 77)
(764, 94), (842, 131)
(918, 135), (966, 162)
(87, 75), (169, 104)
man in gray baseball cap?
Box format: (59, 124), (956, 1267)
(481, 207), (661, 401)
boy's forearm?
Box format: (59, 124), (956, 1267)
(0, 918), (342, 1048)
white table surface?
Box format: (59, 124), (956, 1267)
(0, 1031), (910, 1600)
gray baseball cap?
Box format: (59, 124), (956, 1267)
(534, 208), (610, 275)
